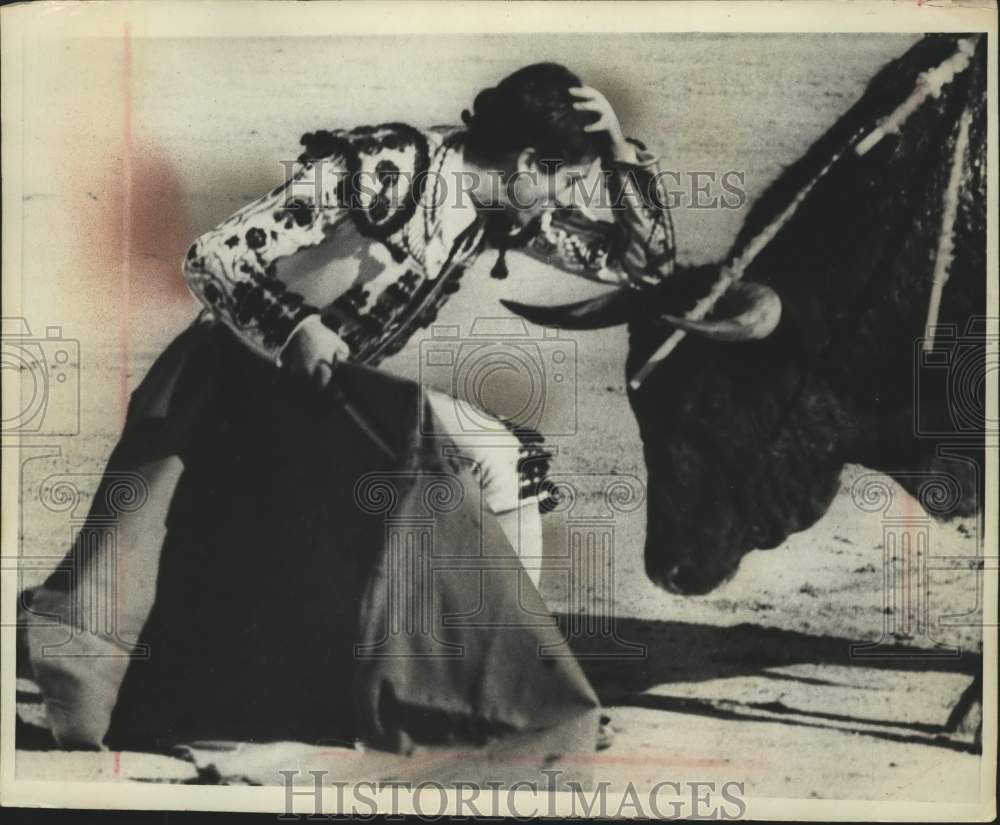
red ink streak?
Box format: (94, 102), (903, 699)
(112, 751), (122, 779)
(120, 23), (133, 424)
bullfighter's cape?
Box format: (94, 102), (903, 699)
(21, 320), (599, 777)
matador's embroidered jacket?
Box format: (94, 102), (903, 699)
(183, 123), (676, 366)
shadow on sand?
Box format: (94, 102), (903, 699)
(553, 614), (982, 754)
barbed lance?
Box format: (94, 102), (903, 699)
(628, 37), (978, 391)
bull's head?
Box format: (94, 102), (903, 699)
(505, 34), (986, 596)
(623, 265), (852, 594)
(507, 265), (834, 595)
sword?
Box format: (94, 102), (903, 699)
(325, 369), (399, 463)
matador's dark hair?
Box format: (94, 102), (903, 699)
(460, 63), (611, 166)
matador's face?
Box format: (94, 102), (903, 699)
(506, 152), (602, 225)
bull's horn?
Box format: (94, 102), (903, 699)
(500, 290), (633, 329)
(661, 281), (782, 341)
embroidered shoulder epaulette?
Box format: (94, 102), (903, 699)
(298, 123), (432, 243)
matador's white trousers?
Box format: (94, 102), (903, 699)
(424, 389), (544, 587)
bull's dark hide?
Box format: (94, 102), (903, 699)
(629, 34), (986, 593)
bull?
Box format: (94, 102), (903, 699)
(505, 33), (987, 595)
